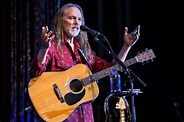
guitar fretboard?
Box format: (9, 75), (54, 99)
(82, 57), (137, 86)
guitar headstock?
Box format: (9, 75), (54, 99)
(135, 49), (156, 64)
(116, 97), (126, 110)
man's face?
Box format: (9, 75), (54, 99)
(62, 7), (82, 39)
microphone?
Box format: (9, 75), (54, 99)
(80, 25), (101, 37)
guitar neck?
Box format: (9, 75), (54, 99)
(119, 110), (126, 122)
(82, 57), (137, 85)
(124, 57), (137, 67)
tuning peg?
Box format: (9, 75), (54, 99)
(151, 58), (154, 62)
(145, 48), (148, 51)
(145, 60), (150, 64)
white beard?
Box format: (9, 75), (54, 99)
(69, 28), (80, 37)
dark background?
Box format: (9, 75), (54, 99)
(1, 0), (184, 122)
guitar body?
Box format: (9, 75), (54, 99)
(28, 64), (99, 122)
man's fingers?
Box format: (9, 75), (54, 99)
(124, 27), (128, 35)
(42, 26), (49, 34)
(50, 35), (55, 40)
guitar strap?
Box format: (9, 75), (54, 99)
(78, 48), (95, 74)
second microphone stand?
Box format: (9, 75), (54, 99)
(93, 35), (146, 122)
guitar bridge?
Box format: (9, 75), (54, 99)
(53, 84), (64, 103)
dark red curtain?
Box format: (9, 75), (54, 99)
(2, 0), (62, 121)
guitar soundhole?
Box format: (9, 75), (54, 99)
(69, 79), (83, 92)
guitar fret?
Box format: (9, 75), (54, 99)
(82, 76), (92, 86)
(124, 58), (136, 66)
(82, 64), (121, 86)
(94, 68), (112, 80)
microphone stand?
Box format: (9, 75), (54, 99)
(93, 35), (146, 122)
